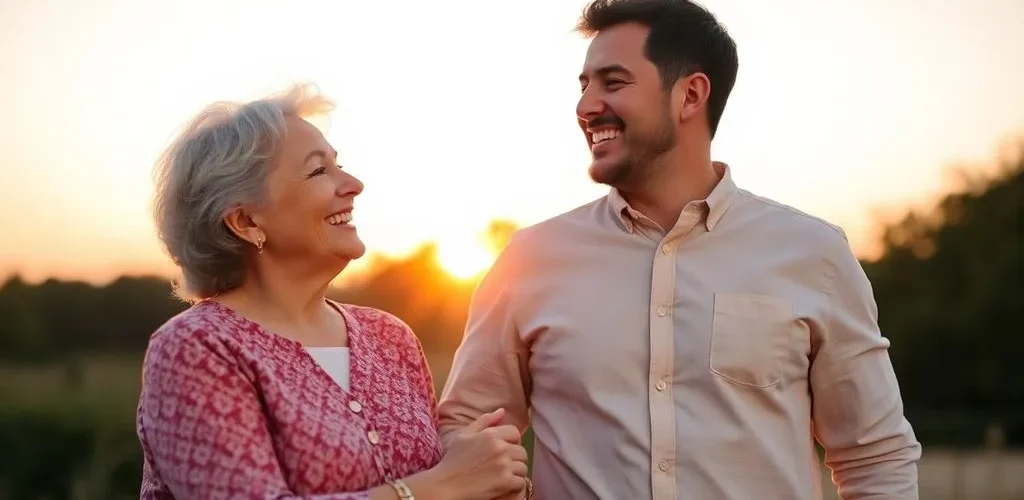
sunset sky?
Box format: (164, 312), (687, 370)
(1, 0), (1022, 285)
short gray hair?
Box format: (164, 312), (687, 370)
(152, 83), (335, 302)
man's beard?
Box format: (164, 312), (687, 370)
(589, 109), (676, 188)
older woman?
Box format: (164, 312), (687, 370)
(137, 84), (532, 500)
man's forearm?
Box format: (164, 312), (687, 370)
(824, 418), (921, 499)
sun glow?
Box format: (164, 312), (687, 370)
(436, 235), (498, 280)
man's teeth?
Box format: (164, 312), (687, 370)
(327, 212), (353, 225)
(592, 129), (621, 144)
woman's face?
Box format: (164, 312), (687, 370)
(249, 115), (366, 266)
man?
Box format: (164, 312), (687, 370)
(438, 0), (921, 498)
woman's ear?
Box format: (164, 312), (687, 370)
(224, 207), (264, 250)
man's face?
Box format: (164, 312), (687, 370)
(577, 22), (676, 188)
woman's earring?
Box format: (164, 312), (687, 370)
(256, 235), (264, 254)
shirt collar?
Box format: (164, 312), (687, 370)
(609, 161), (738, 234)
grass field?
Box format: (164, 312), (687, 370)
(0, 355), (145, 499)
(0, 354), (143, 414)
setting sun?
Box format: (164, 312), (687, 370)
(436, 235), (498, 280)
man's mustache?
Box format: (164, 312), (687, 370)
(588, 115), (625, 130)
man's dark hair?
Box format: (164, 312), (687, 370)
(577, 0), (739, 138)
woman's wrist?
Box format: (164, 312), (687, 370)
(400, 467), (457, 500)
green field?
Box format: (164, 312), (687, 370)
(0, 355), (145, 500)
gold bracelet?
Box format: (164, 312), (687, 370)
(524, 477), (534, 499)
(386, 479), (415, 500)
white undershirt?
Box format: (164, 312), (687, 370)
(305, 347), (351, 391)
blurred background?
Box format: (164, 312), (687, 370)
(1, 0), (1022, 498)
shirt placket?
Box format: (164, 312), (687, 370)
(648, 209), (702, 500)
(648, 235), (677, 500)
(348, 397), (392, 481)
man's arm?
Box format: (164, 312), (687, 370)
(437, 235), (532, 447)
(810, 231), (921, 500)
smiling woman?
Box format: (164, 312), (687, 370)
(137, 83), (533, 500)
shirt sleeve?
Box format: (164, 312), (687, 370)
(137, 325), (371, 500)
(810, 231), (922, 499)
(437, 234), (533, 444)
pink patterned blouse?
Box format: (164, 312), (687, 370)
(135, 299), (444, 499)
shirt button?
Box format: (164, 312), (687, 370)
(658, 460), (670, 472)
(367, 430), (380, 444)
(661, 244), (673, 254)
(348, 400), (362, 413)
(656, 306), (668, 317)
(656, 379), (668, 391)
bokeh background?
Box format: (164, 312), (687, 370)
(1, 0), (1023, 498)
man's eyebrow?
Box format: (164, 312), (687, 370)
(579, 64), (633, 83)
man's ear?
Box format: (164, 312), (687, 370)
(675, 72), (711, 124)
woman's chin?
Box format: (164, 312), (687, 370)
(333, 241), (366, 261)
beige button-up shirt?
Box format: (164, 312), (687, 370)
(438, 163), (921, 500)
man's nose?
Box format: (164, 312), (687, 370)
(576, 87), (605, 122)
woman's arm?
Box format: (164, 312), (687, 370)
(400, 318), (441, 429)
(137, 325), (446, 500)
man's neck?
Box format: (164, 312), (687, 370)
(619, 145), (718, 232)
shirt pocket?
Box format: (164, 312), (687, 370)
(709, 293), (795, 388)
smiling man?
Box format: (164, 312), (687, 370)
(438, 1), (921, 499)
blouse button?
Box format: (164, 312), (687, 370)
(367, 430), (380, 445)
(348, 400), (362, 413)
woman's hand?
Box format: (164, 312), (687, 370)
(408, 408), (528, 500)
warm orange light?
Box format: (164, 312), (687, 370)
(436, 235), (497, 280)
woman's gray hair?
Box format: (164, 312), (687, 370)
(152, 83), (335, 302)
